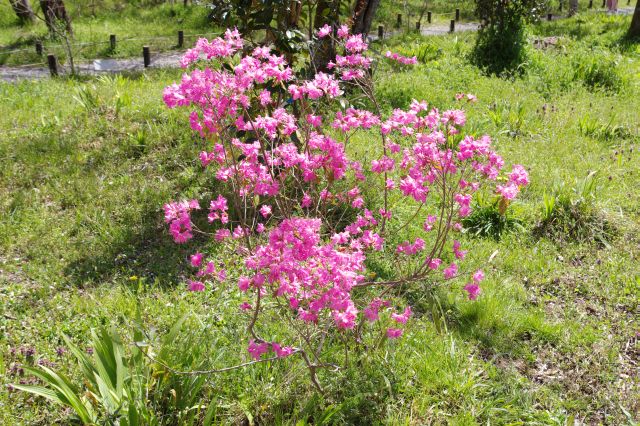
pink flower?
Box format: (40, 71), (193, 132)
(239, 302), (252, 310)
(247, 339), (269, 360)
(391, 306), (412, 324)
(215, 229), (231, 241)
(386, 328), (403, 339)
(508, 164), (529, 186)
(260, 205), (272, 218)
(337, 24), (350, 38)
(307, 114), (322, 127)
(427, 258), (442, 270)
(317, 24), (332, 38)
(190, 252), (203, 267)
(443, 263), (458, 279)
(238, 276), (251, 292)
(452, 240), (467, 260)
(496, 183), (519, 200)
(464, 283), (481, 300)
(187, 280), (205, 292)
(272, 343), (295, 358)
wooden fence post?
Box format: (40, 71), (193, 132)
(378, 25), (384, 39)
(455, 8), (460, 21)
(396, 13), (402, 28)
(178, 30), (184, 48)
(427, 11), (431, 23)
(143, 46), (150, 68)
(547, 13), (553, 21)
(450, 19), (455, 32)
(109, 34), (116, 51)
(35, 40), (43, 55)
(416, 21), (420, 30)
(588, 0), (593, 8)
(47, 54), (57, 76)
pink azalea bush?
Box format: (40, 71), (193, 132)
(163, 27), (528, 388)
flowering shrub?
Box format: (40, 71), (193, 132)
(163, 26), (528, 389)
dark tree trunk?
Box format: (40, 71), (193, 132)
(39, 0), (72, 35)
(568, 0), (578, 16)
(9, 0), (35, 23)
(629, 0), (640, 38)
(312, 0), (340, 73)
(351, 0), (380, 35)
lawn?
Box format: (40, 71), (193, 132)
(0, 9), (639, 426)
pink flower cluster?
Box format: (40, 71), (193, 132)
(163, 26), (529, 374)
(385, 50), (418, 65)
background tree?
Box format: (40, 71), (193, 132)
(569, 0), (578, 16)
(351, 0), (380, 35)
(629, 0), (640, 38)
(9, 0), (35, 23)
(40, 0), (73, 35)
(471, 0), (548, 75)
(311, 0), (340, 72)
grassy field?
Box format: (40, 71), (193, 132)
(0, 2), (212, 66)
(0, 10), (639, 426)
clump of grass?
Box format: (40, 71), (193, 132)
(571, 50), (624, 92)
(462, 195), (524, 240)
(534, 171), (616, 247)
(578, 114), (634, 142)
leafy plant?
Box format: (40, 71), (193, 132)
(14, 327), (159, 425)
(462, 194), (524, 240)
(578, 114), (633, 142)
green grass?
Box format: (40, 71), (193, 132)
(0, 2), (213, 66)
(1, 11), (639, 425)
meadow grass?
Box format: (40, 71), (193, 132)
(0, 2), (212, 66)
(0, 11), (638, 425)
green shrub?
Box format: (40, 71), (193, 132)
(470, 0), (548, 75)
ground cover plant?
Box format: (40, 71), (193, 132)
(0, 8), (639, 426)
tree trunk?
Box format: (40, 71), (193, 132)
(629, 0), (640, 38)
(312, 0), (340, 73)
(351, 0), (380, 36)
(9, 0), (35, 23)
(569, 0), (578, 16)
(39, 0), (72, 35)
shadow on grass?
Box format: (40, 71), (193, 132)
(404, 285), (561, 359)
(63, 204), (201, 288)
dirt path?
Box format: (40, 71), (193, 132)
(0, 8), (634, 83)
